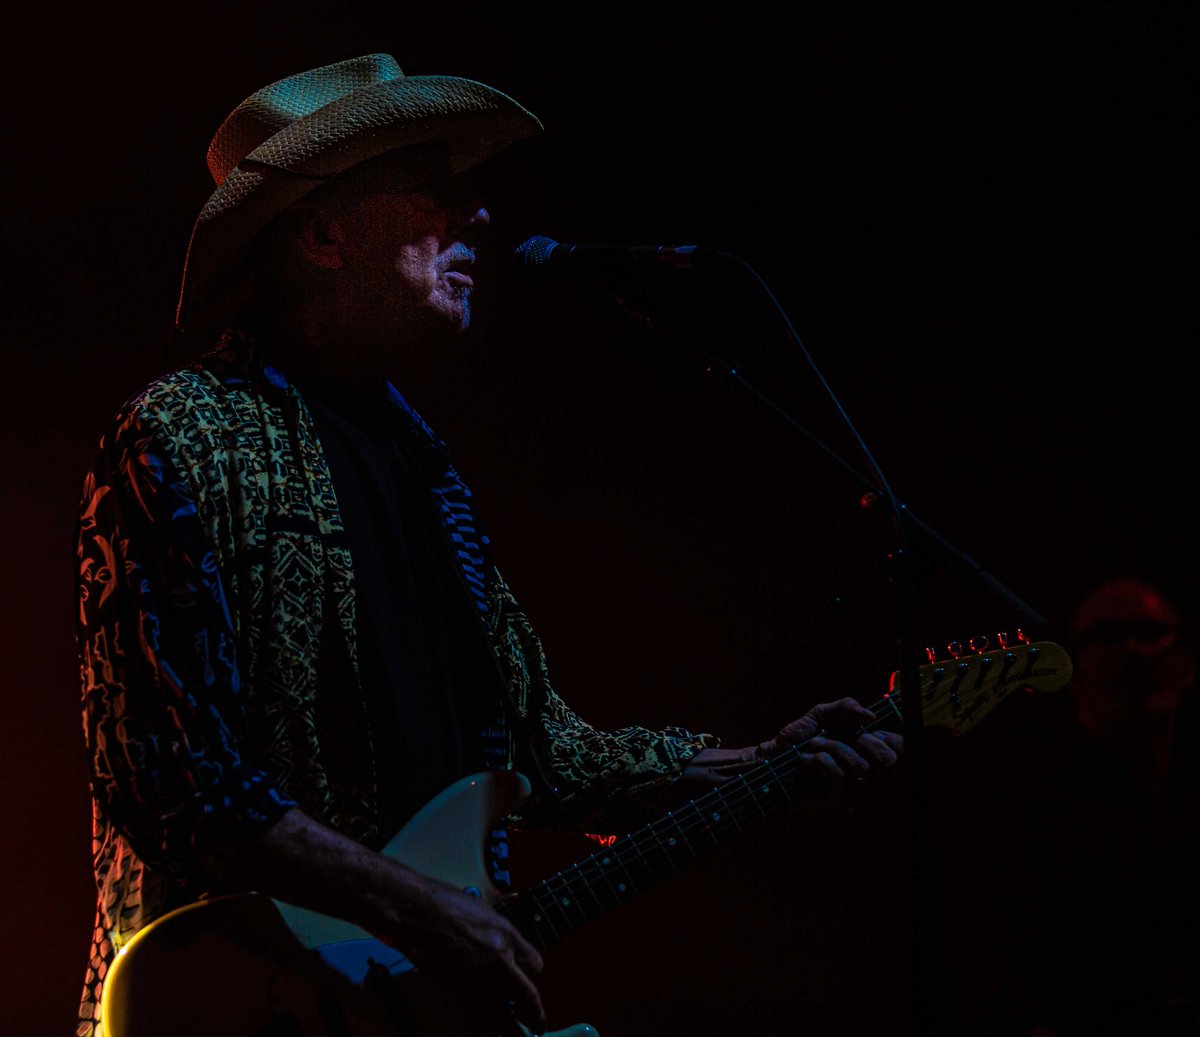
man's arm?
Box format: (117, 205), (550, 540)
(199, 808), (546, 1034)
(78, 409), (544, 1035)
(78, 409), (296, 876)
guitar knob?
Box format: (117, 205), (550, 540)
(947, 641), (964, 659)
(969, 635), (990, 654)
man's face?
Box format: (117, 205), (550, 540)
(333, 171), (491, 352)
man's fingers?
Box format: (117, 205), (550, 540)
(811, 735), (869, 775)
(505, 964), (546, 1036)
(801, 749), (847, 782)
(513, 934), (544, 976)
(810, 696), (876, 727)
(857, 730), (901, 766)
(492, 934), (545, 1034)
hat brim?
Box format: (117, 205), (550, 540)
(176, 75), (543, 329)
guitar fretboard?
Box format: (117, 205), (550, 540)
(498, 694), (903, 950)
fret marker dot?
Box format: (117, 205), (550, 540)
(534, 914), (542, 922)
(712, 812), (721, 821)
(668, 837), (676, 846)
(602, 857), (610, 865)
(618, 883), (626, 893)
(561, 897), (571, 906)
(762, 785), (770, 793)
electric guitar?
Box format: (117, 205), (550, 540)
(101, 640), (1071, 1037)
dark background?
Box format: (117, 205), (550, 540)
(2, 2), (1196, 1035)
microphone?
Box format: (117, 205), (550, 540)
(512, 235), (712, 287)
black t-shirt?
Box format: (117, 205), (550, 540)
(301, 380), (499, 838)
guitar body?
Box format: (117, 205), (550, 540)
(101, 770), (597, 1037)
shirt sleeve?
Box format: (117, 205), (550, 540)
(77, 407), (296, 882)
(488, 569), (721, 831)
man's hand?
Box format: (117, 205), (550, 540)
(760, 696), (903, 782)
(392, 876), (545, 1037)
(201, 808), (545, 1037)
(682, 697), (903, 789)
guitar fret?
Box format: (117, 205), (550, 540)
(652, 812), (697, 866)
(665, 811), (699, 859)
(712, 785), (743, 833)
(680, 792), (733, 850)
(545, 870), (590, 931)
(640, 823), (668, 870)
(532, 883), (573, 940)
(528, 911), (554, 950)
(737, 775), (769, 820)
(760, 754), (793, 803)
(609, 842), (643, 897)
(684, 798), (722, 850)
(623, 832), (663, 886)
(525, 878), (561, 945)
(735, 780), (762, 823)
(593, 850), (635, 907)
(572, 861), (606, 918)
(504, 894), (554, 950)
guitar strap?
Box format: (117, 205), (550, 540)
(384, 385), (564, 828)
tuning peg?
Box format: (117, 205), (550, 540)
(969, 635), (990, 654)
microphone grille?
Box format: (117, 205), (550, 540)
(513, 235), (558, 269)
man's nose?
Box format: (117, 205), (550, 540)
(454, 204), (490, 243)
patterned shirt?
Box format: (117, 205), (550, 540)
(74, 330), (718, 1036)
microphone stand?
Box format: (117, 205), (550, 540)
(608, 251), (1046, 1036)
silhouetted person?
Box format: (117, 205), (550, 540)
(1019, 577), (1198, 1036)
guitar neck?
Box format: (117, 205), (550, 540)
(498, 695), (902, 950)
(497, 640), (1069, 950)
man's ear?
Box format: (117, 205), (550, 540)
(284, 205), (348, 270)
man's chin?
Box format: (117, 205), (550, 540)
(406, 297), (474, 345)
(447, 283), (473, 321)
(431, 291), (473, 336)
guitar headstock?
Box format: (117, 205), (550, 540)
(888, 641), (1073, 735)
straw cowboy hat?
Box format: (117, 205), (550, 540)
(176, 53), (543, 329)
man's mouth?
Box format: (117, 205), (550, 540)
(442, 245), (477, 290)
(443, 269), (474, 289)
